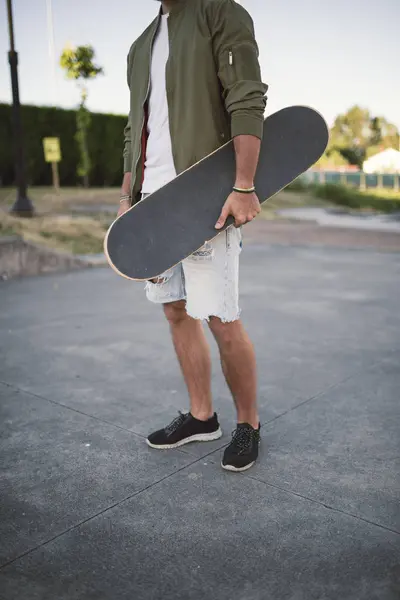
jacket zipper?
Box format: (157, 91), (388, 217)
(132, 23), (158, 195)
(229, 50), (233, 65)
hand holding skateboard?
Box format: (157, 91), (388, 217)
(215, 190), (261, 229)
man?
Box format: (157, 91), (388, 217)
(119, 0), (268, 471)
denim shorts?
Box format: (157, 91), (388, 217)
(145, 225), (243, 323)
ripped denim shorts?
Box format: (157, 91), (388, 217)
(145, 225), (243, 323)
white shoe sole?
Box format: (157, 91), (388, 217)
(221, 460), (256, 473)
(146, 427), (223, 450)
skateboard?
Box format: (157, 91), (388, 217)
(104, 106), (328, 281)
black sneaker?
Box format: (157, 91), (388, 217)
(146, 412), (222, 449)
(221, 423), (260, 472)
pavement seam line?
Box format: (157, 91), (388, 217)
(260, 356), (388, 429)
(0, 353), (389, 448)
(0, 453), (208, 571)
(181, 356), (388, 462)
(245, 474), (400, 536)
(0, 375), (341, 464)
(0, 379), (186, 457)
(0, 380), (144, 435)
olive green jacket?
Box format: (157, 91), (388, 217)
(123, 0), (268, 203)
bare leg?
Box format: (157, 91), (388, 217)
(164, 301), (213, 421)
(208, 317), (259, 428)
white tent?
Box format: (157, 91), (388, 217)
(363, 148), (400, 174)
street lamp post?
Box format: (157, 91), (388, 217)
(6, 0), (34, 216)
(46, 0), (58, 106)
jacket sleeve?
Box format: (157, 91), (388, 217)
(123, 49), (134, 173)
(207, 0), (268, 140)
(123, 113), (132, 173)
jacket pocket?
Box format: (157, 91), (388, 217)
(223, 49), (236, 86)
(221, 43), (262, 89)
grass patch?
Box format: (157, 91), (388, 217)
(311, 184), (400, 212)
(38, 228), (107, 254)
(357, 187), (400, 200)
(285, 178), (308, 192)
(0, 220), (18, 237)
(0, 209), (113, 254)
(0, 187), (118, 215)
(0, 187), (118, 254)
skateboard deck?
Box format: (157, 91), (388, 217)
(104, 106), (328, 281)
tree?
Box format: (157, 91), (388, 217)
(328, 106), (400, 169)
(60, 45), (103, 187)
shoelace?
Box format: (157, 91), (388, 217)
(165, 411), (188, 435)
(230, 425), (254, 454)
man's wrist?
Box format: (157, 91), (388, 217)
(234, 179), (254, 189)
(121, 172), (132, 194)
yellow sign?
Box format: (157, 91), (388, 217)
(43, 137), (61, 163)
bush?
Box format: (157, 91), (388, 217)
(286, 177), (307, 192)
(312, 183), (400, 212)
(0, 103), (127, 187)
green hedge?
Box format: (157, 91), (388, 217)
(312, 184), (400, 212)
(285, 178), (307, 192)
(0, 103), (127, 187)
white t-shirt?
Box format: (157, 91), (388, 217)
(141, 14), (177, 194)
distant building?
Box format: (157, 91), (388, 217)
(363, 148), (400, 174)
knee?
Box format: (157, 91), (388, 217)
(163, 300), (188, 325)
(208, 316), (239, 345)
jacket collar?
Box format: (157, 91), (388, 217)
(159, 0), (187, 17)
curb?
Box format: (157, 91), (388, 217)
(0, 236), (93, 280)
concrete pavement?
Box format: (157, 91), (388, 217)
(0, 238), (399, 599)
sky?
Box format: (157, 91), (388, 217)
(0, 0), (399, 130)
